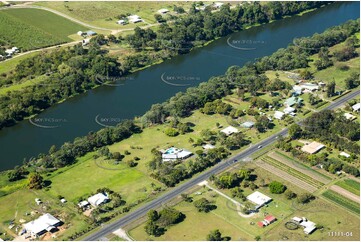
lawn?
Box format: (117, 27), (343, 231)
(322, 190), (360, 215)
(263, 198), (360, 241)
(335, 179), (360, 196)
(0, 75), (47, 96)
(0, 151), (164, 240)
(45, 152), (162, 205)
(34, 1), (194, 29)
(0, 8), (86, 50)
(0, 188), (90, 240)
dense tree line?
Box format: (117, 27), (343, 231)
(124, 2), (332, 54)
(281, 110), (360, 177)
(17, 120), (139, 174)
(302, 110), (360, 153)
(145, 208), (185, 236)
(0, 44), (123, 129)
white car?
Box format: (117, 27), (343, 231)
(258, 145), (262, 149)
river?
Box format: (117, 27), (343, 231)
(0, 1), (359, 171)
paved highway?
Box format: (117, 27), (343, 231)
(84, 89), (359, 241)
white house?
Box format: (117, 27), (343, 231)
(88, 193), (110, 207)
(24, 213), (62, 237)
(220, 126), (239, 136)
(116, 19), (126, 25)
(352, 103), (360, 112)
(161, 147), (193, 162)
(247, 191), (272, 209)
(128, 15), (142, 23)
(274, 111), (284, 120)
(158, 8), (169, 14)
(213, 2), (224, 8)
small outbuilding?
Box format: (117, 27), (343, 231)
(344, 112), (356, 120)
(352, 103), (360, 112)
(202, 144), (216, 150)
(78, 200), (90, 209)
(340, 151), (350, 158)
(86, 30), (97, 37)
(158, 8), (169, 14)
(117, 19), (126, 25)
(241, 121), (255, 128)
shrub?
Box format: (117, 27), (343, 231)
(164, 128), (179, 137)
(269, 181), (286, 194)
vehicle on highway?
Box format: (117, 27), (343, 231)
(258, 145), (262, 149)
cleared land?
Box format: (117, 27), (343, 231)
(33, 1), (193, 29)
(0, 8), (86, 50)
(256, 159), (319, 192)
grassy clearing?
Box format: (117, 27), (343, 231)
(129, 183), (294, 241)
(0, 75), (47, 96)
(45, 152), (162, 205)
(0, 52), (39, 75)
(335, 179), (360, 196)
(263, 198), (360, 241)
(0, 188), (90, 240)
(34, 1), (193, 29)
(322, 190), (360, 215)
(0, 8), (86, 50)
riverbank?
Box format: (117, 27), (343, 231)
(0, 2), (332, 131)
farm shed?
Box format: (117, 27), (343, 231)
(24, 213), (62, 237)
(301, 141), (325, 154)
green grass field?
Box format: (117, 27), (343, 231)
(34, 1), (193, 29)
(335, 179), (360, 196)
(0, 8), (86, 50)
(0, 52), (39, 75)
(322, 190), (360, 215)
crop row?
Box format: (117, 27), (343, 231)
(322, 190), (360, 214)
(262, 156), (324, 188)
